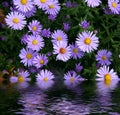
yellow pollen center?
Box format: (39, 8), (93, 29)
(102, 56), (107, 60)
(32, 26), (37, 31)
(84, 38), (91, 45)
(112, 2), (117, 8)
(18, 76), (24, 83)
(21, 0), (28, 5)
(49, 4), (54, 9)
(39, 59), (44, 64)
(73, 48), (78, 53)
(104, 74), (111, 86)
(40, 0), (46, 3)
(26, 53), (32, 59)
(43, 77), (49, 82)
(57, 36), (62, 41)
(59, 48), (66, 54)
(32, 39), (38, 45)
(70, 77), (75, 82)
(13, 18), (19, 24)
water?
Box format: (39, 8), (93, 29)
(0, 79), (120, 115)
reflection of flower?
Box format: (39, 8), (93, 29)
(96, 66), (119, 95)
(36, 69), (54, 90)
(10, 70), (31, 89)
(64, 70), (84, 87)
(17, 87), (47, 115)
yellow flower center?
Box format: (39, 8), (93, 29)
(39, 59), (44, 64)
(26, 53), (32, 59)
(84, 38), (91, 45)
(21, 0), (28, 5)
(49, 4), (54, 9)
(59, 48), (66, 54)
(32, 26), (37, 31)
(43, 77), (49, 82)
(32, 39), (38, 45)
(70, 77), (75, 82)
(73, 48), (78, 53)
(57, 36), (62, 41)
(102, 55), (107, 60)
(18, 76), (24, 83)
(40, 0), (46, 3)
(104, 74), (111, 86)
(112, 2), (117, 8)
(13, 18), (19, 24)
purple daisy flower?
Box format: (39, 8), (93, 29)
(26, 35), (44, 51)
(13, 0), (34, 13)
(95, 49), (112, 66)
(75, 63), (83, 73)
(51, 30), (68, 44)
(96, 66), (119, 86)
(5, 11), (26, 30)
(34, 0), (49, 10)
(19, 48), (37, 66)
(28, 20), (42, 35)
(41, 28), (51, 38)
(2, 1), (9, 8)
(48, 14), (57, 21)
(53, 41), (72, 62)
(33, 54), (48, 69)
(85, 0), (101, 7)
(63, 23), (70, 31)
(66, 1), (72, 8)
(76, 31), (99, 53)
(36, 69), (55, 90)
(21, 34), (29, 44)
(70, 43), (84, 60)
(64, 71), (84, 87)
(44, 0), (61, 15)
(79, 20), (90, 29)
(108, 0), (120, 14)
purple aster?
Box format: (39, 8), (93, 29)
(79, 20), (90, 29)
(70, 43), (84, 60)
(13, 0), (34, 13)
(28, 66), (37, 73)
(44, 0), (61, 15)
(64, 70), (84, 87)
(2, 1), (9, 8)
(63, 23), (70, 31)
(47, 52), (52, 56)
(66, 1), (72, 8)
(26, 35), (44, 51)
(34, 0), (49, 10)
(53, 41), (72, 62)
(51, 29), (68, 44)
(103, 6), (113, 14)
(36, 69), (55, 90)
(75, 63), (83, 73)
(41, 28), (51, 38)
(0, 23), (6, 28)
(21, 34), (29, 44)
(33, 54), (48, 69)
(5, 11), (26, 30)
(28, 20), (42, 35)
(108, 0), (120, 14)
(76, 31), (99, 53)
(19, 48), (37, 66)
(48, 14), (57, 21)
(95, 49), (112, 66)
(85, 0), (101, 7)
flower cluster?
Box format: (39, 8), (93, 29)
(0, 0), (120, 86)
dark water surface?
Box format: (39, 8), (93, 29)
(0, 79), (120, 115)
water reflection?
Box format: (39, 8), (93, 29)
(0, 78), (120, 115)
